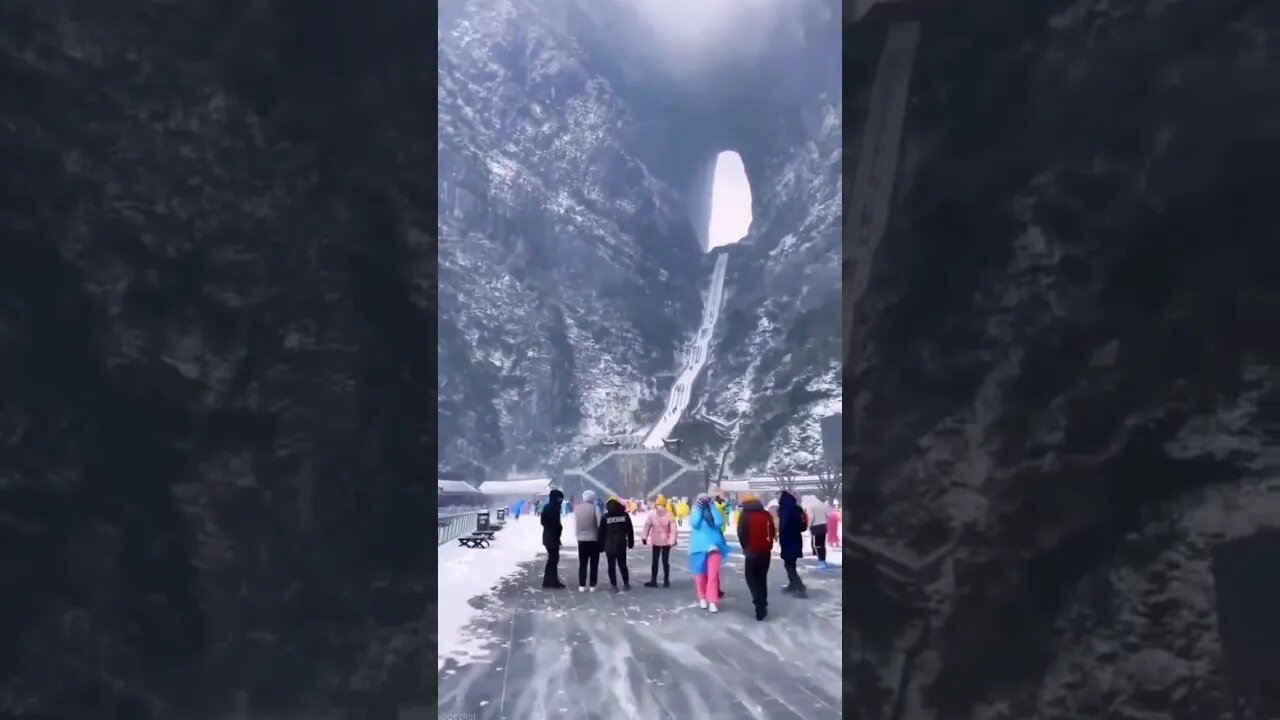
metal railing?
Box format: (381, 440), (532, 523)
(438, 511), (479, 546)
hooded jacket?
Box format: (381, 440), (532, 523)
(642, 503), (677, 547)
(688, 494), (731, 574)
(777, 491), (807, 560)
(598, 498), (635, 555)
(541, 489), (565, 546)
(574, 490), (603, 542)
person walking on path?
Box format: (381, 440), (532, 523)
(671, 498), (685, 527)
(736, 492), (776, 620)
(540, 489), (567, 589)
(574, 490), (603, 591)
(805, 496), (832, 570)
(689, 493), (731, 612)
(599, 497), (635, 591)
(777, 491), (808, 598)
(641, 496), (677, 587)
(827, 501), (842, 549)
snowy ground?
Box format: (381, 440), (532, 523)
(438, 514), (560, 669)
(438, 516), (843, 720)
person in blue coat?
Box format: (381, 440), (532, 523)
(777, 491), (808, 597)
(688, 493), (731, 612)
(513, 499), (524, 520)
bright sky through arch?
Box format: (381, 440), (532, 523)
(707, 151), (752, 250)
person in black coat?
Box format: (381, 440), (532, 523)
(598, 497), (635, 591)
(777, 491), (808, 598)
(540, 489), (566, 588)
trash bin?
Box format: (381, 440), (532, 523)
(476, 511), (491, 532)
(496, 507), (507, 522)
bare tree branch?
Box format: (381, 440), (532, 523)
(771, 467), (799, 494)
(814, 463), (842, 502)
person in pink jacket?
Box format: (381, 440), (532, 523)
(827, 502), (841, 548)
(642, 496), (678, 588)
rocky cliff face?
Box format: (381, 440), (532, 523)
(438, 0), (707, 474)
(2, 1), (441, 716)
(847, 1), (1280, 718)
(438, 0), (843, 476)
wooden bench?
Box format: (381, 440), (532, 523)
(458, 534), (491, 548)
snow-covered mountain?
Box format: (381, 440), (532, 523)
(439, 0), (843, 477)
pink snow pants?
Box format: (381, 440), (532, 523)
(694, 550), (723, 601)
(829, 517), (841, 546)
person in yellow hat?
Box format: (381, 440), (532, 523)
(736, 491), (776, 620)
(641, 495), (677, 587)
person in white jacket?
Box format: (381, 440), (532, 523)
(804, 496), (831, 570)
(573, 490), (604, 591)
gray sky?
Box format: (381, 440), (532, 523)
(576, 0), (803, 92)
(707, 151), (752, 250)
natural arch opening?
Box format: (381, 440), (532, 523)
(706, 150), (753, 251)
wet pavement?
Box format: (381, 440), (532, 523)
(438, 530), (843, 720)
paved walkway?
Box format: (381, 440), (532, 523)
(438, 530), (843, 720)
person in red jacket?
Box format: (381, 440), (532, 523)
(736, 492), (777, 621)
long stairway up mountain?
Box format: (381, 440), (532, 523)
(643, 253), (729, 448)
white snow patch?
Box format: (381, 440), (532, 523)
(438, 514), (573, 669)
